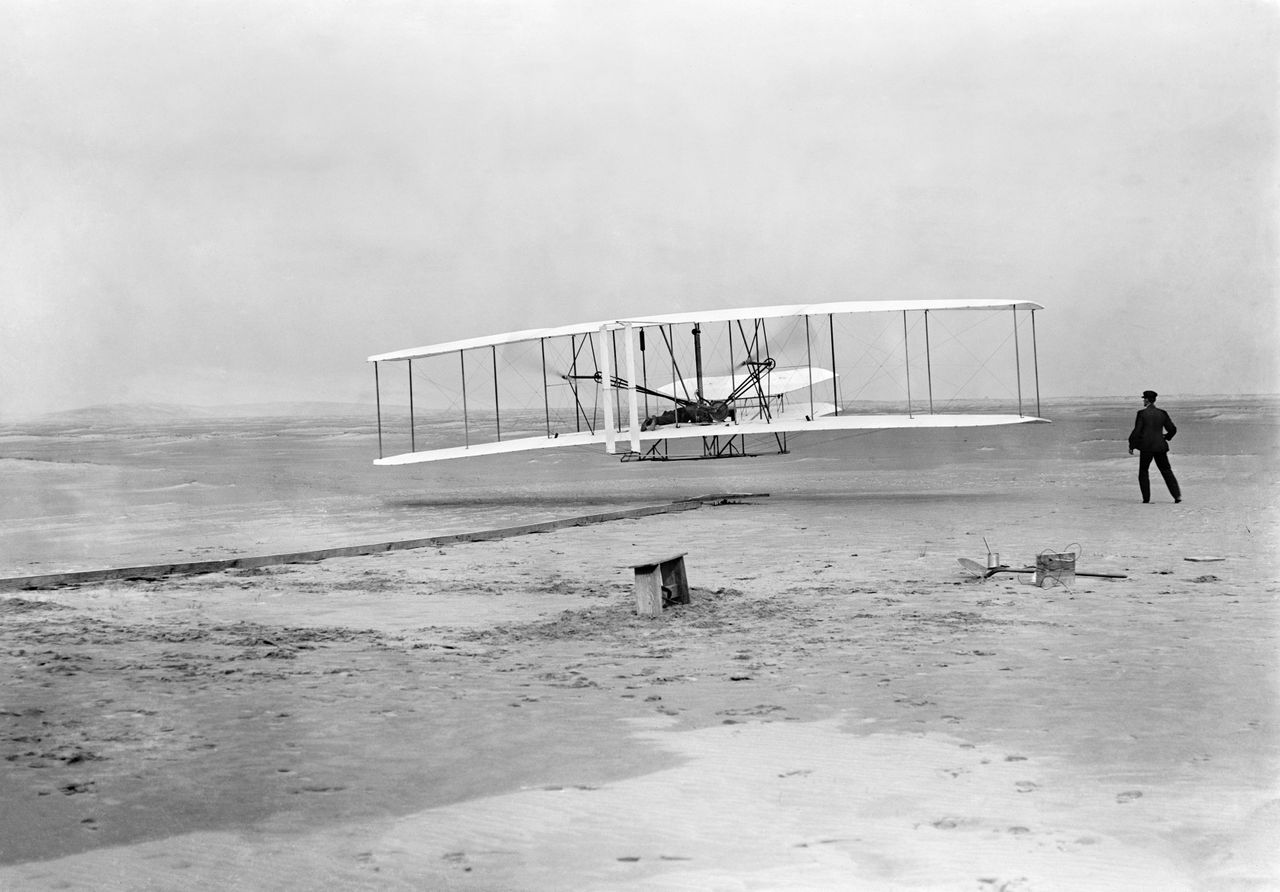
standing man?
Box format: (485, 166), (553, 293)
(1128, 390), (1182, 503)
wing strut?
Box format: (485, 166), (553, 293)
(600, 325), (615, 454)
(491, 345), (501, 441)
(692, 323), (705, 400)
(611, 328), (624, 434)
(1012, 306), (1024, 417)
(460, 350), (469, 448)
(540, 338), (551, 437)
(623, 323), (640, 453)
(1031, 309), (1042, 417)
(374, 361), (383, 459)
(640, 328), (651, 420)
(728, 321), (736, 404)
(828, 313), (839, 416)
(804, 315), (814, 420)
(903, 311), (914, 418)
(924, 310), (934, 414)
(408, 359), (416, 452)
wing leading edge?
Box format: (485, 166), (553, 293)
(368, 299), (1043, 363)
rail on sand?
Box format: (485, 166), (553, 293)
(0, 493), (766, 591)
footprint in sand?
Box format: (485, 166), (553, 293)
(1014, 781), (1039, 793)
(1116, 790), (1143, 803)
(441, 851), (473, 873)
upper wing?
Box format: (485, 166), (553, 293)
(368, 299), (1044, 363)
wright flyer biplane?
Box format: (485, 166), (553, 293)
(368, 300), (1047, 466)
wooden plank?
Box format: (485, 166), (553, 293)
(630, 552), (688, 570)
(634, 567), (665, 618)
(661, 555), (690, 606)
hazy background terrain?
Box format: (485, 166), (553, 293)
(2, 396), (1274, 576)
(2, 0), (1276, 421)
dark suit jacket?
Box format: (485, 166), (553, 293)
(1129, 405), (1177, 453)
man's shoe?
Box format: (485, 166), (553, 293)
(1175, 498), (1181, 503)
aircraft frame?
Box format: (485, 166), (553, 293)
(367, 299), (1047, 466)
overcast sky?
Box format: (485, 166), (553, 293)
(2, 0), (1275, 419)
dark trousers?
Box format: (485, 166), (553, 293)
(1138, 451), (1180, 502)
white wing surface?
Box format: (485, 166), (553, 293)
(374, 413), (1047, 466)
(368, 299), (1043, 363)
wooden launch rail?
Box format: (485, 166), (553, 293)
(0, 493), (766, 592)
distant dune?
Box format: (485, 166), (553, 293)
(9, 394), (1274, 430)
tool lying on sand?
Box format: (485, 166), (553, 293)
(956, 557), (1127, 580)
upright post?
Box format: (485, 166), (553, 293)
(728, 321), (737, 407)
(902, 311), (913, 418)
(569, 335), (580, 433)
(460, 350), (469, 448)
(611, 329), (623, 429)
(408, 359), (416, 453)
(692, 323), (704, 400)
(624, 323), (641, 453)
(669, 324), (679, 427)
(828, 313), (839, 416)
(804, 315), (814, 419)
(540, 338), (551, 437)
(1012, 306), (1024, 417)
(640, 328), (650, 420)
(924, 309), (934, 414)
(1031, 309), (1042, 418)
(374, 361), (383, 459)
(600, 326), (616, 454)
(492, 345), (501, 441)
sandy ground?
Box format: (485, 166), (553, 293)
(2, 450), (1278, 892)
(0, 481), (1274, 890)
